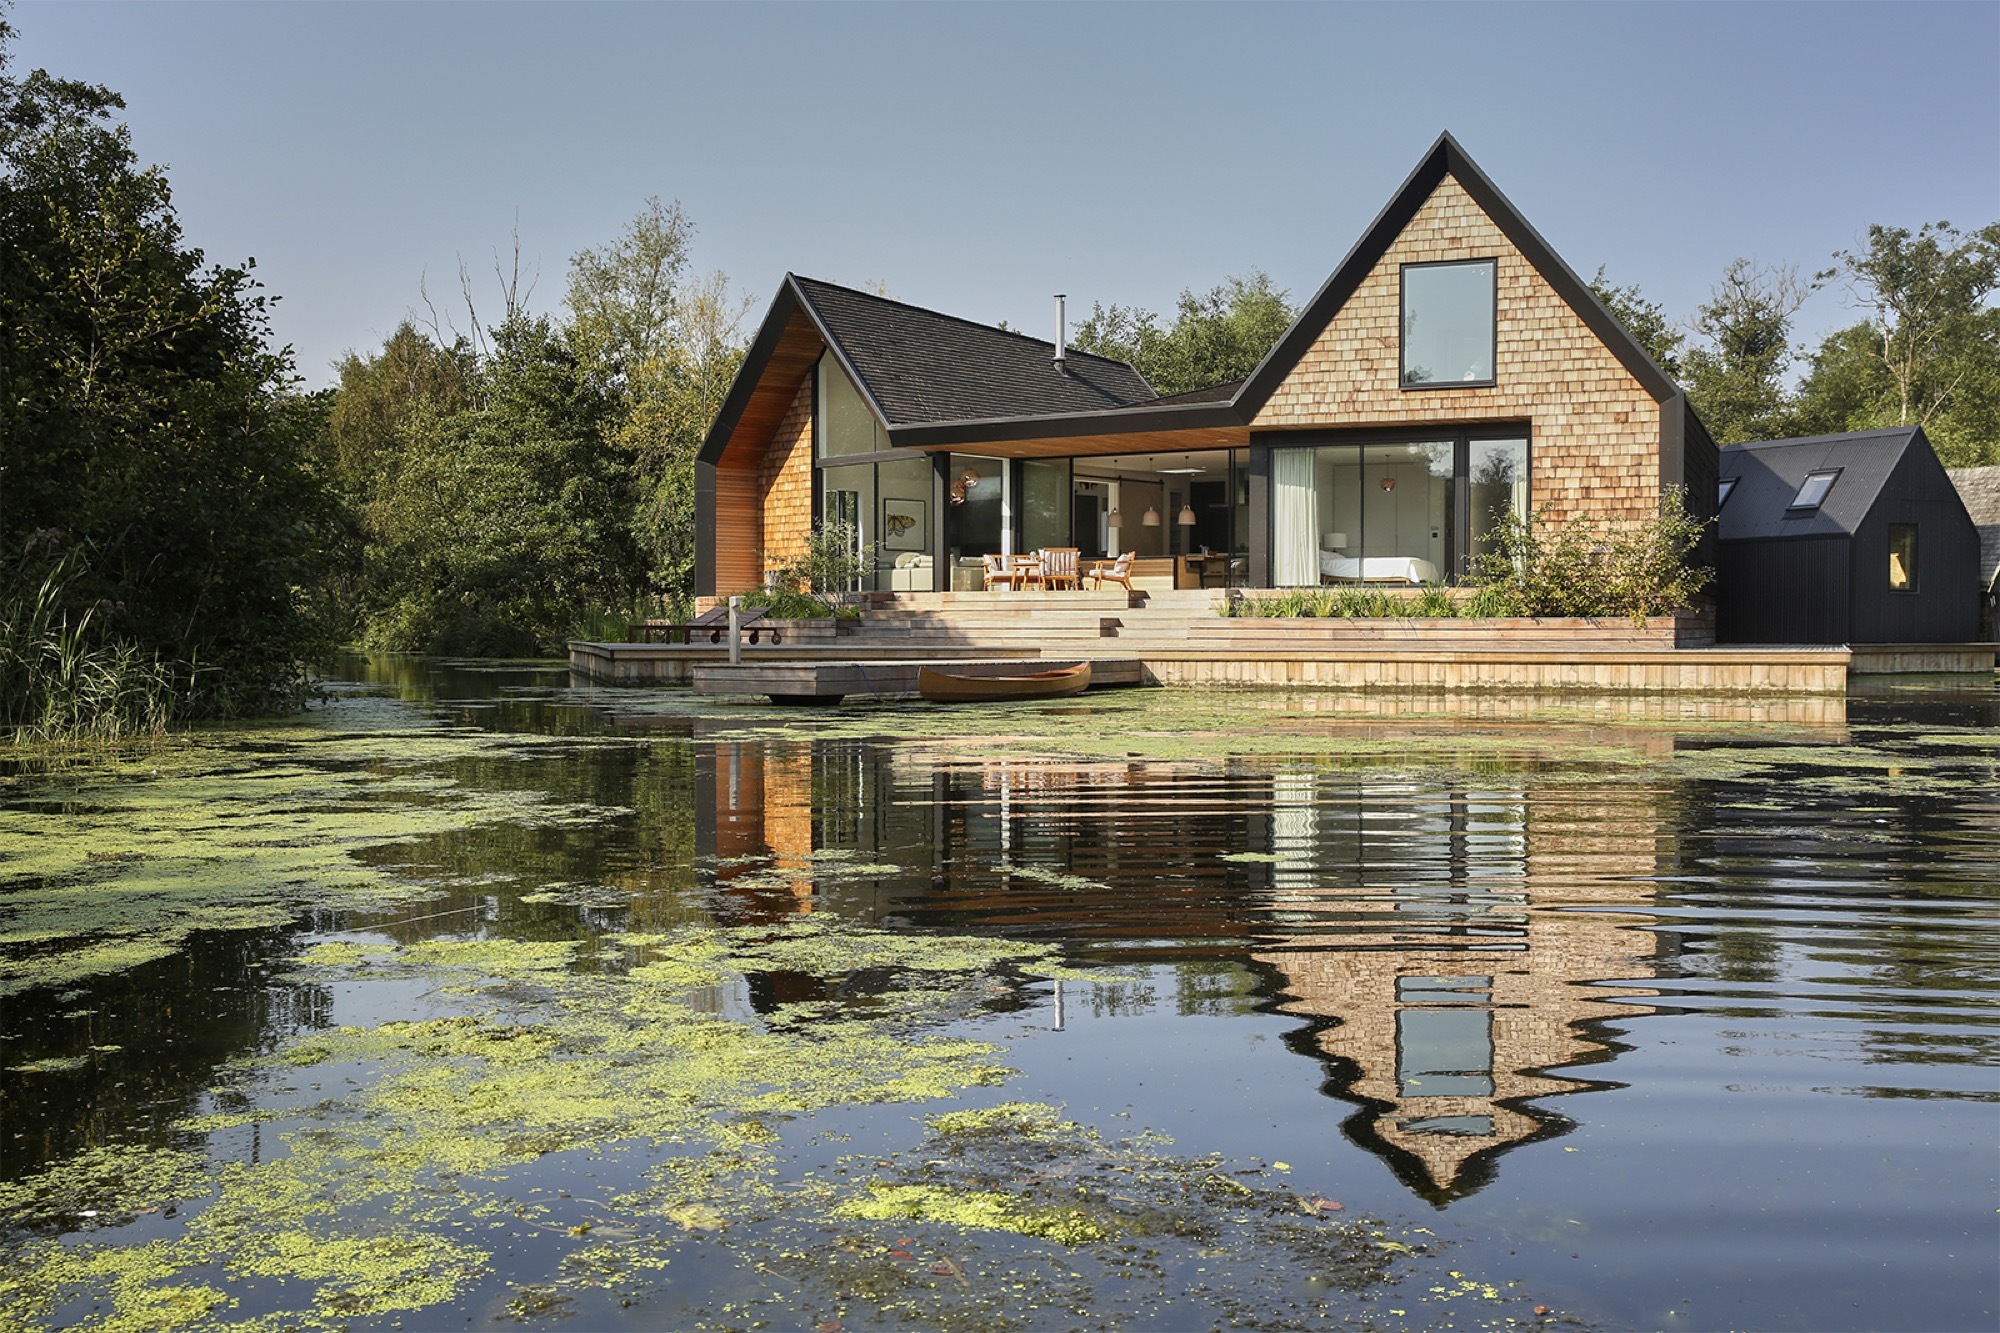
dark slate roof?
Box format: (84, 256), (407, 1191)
(1112, 379), (1245, 408)
(1717, 427), (1920, 541)
(1946, 465), (2000, 589)
(792, 276), (1155, 425)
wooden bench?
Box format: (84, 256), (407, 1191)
(628, 605), (781, 644)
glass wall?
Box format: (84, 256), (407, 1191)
(1467, 438), (1528, 572)
(819, 462), (875, 593)
(1021, 458), (1070, 553)
(874, 454), (934, 592)
(817, 357), (888, 459)
(1272, 435), (1527, 586)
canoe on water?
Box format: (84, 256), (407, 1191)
(917, 661), (1091, 704)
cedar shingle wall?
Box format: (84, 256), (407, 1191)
(1254, 176), (1661, 524)
(760, 377), (815, 570)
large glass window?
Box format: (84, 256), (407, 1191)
(819, 462), (875, 592)
(817, 356), (888, 459)
(1401, 260), (1496, 388)
(1021, 458), (1070, 553)
(1467, 437), (1528, 571)
(1272, 434), (1526, 585)
(875, 454), (934, 592)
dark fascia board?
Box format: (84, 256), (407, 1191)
(1231, 132), (1680, 416)
(888, 399), (1243, 450)
(696, 274), (897, 467)
(785, 277), (898, 430)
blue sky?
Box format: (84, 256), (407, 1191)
(14, 1), (1997, 388)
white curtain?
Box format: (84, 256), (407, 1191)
(1272, 447), (1320, 586)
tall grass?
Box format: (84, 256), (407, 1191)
(1, 556), (178, 744)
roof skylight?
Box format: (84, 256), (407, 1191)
(1788, 469), (1841, 511)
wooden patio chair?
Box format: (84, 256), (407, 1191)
(1040, 546), (1082, 591)
(982, 553), (1024, 591)
(1010, 552), (1044, 590)
(1087, 551), (1137, 592)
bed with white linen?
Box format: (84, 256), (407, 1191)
(1319, 553), (1442, 585)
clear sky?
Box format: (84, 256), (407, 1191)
(14, 1), (1997, 388)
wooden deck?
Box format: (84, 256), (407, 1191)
(569, 592), (1995, 697)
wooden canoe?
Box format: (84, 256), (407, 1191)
(917, 661), (1091, 704)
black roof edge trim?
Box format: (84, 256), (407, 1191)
(696, 279), (810, 467)
(889, 401), (1245, 450)
(1231, 132), (1679, 416)
(786, 277), (898, 431)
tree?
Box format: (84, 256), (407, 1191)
(1680, 258), (1814, 445)
(365, 314), (639, 654)
(1807, 221), (2000, 465)
(1071, 270), (1298, 397)
(1588, 267), (1685, 377)
(565, 200), (750, 597)
(0, 20), (343, 719)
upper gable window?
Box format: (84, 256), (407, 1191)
(1717, 477), (1738, 507)
(818, 355), (889, 460)
(1787, 469), (1840, 512)
(1401, 259), (1496, 389)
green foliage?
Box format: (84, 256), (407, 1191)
(567, 199), (751, 597)
(0, 26), (345, 718)
(1071, 270), (1297, 396)
(362, 315), (641, 655)
(0, 548), (176, 742)
(1470, 487), (1712, 620)
(766, 519), (874, 601)
(1589, 267), (1686, 377)
(1802, 221), (2000, 465)
(1681, 259), (1815, 445)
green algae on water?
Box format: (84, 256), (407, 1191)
(0, 699), (639, 998)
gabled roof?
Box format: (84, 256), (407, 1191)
(1945, 465), (2000, 589)
(792, 277), (1153, 424)
(1717, 427), (1923, 541)
(1232, 131), (1680, 416)
(705, 133), (1689, 463)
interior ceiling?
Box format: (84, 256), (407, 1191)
(1066, 450), (1234, 480)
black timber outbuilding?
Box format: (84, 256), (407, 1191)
(1716, 427), (1981, 644)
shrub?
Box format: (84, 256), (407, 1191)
(1470, 487), (1711, 621)
(765, 520), (875, 604)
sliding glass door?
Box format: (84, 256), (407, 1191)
(1269, 433), (1528, 586)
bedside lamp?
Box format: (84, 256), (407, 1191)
(1322, 531), (1348, 551)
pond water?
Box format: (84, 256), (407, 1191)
(2, 657), (1996, 1331)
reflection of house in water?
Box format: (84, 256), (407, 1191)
(694, 737), (1678, 1203)
(1249, 779), (1670, 1204)
(696, 742), (821, 916)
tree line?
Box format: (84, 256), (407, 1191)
(3, 19), (1993, 737)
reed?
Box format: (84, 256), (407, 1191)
(1, 557), (178, 743)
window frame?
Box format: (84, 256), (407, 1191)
(1887, 522), (1919, 595)
(1399, 258), (1499, 391)
(1787, 468), (1841, 512)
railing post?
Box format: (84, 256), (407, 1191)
(727, 595), (742, 665)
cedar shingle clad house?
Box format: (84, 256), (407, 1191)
(1944, 465), (2000, 641)
(1716, 427), (1982, 645)
(696, 134), (1718, 598)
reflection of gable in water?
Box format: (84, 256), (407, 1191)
(1253, 788), (1668, 1202)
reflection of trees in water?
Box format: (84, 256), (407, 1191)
(1, 927), (332, 1180)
